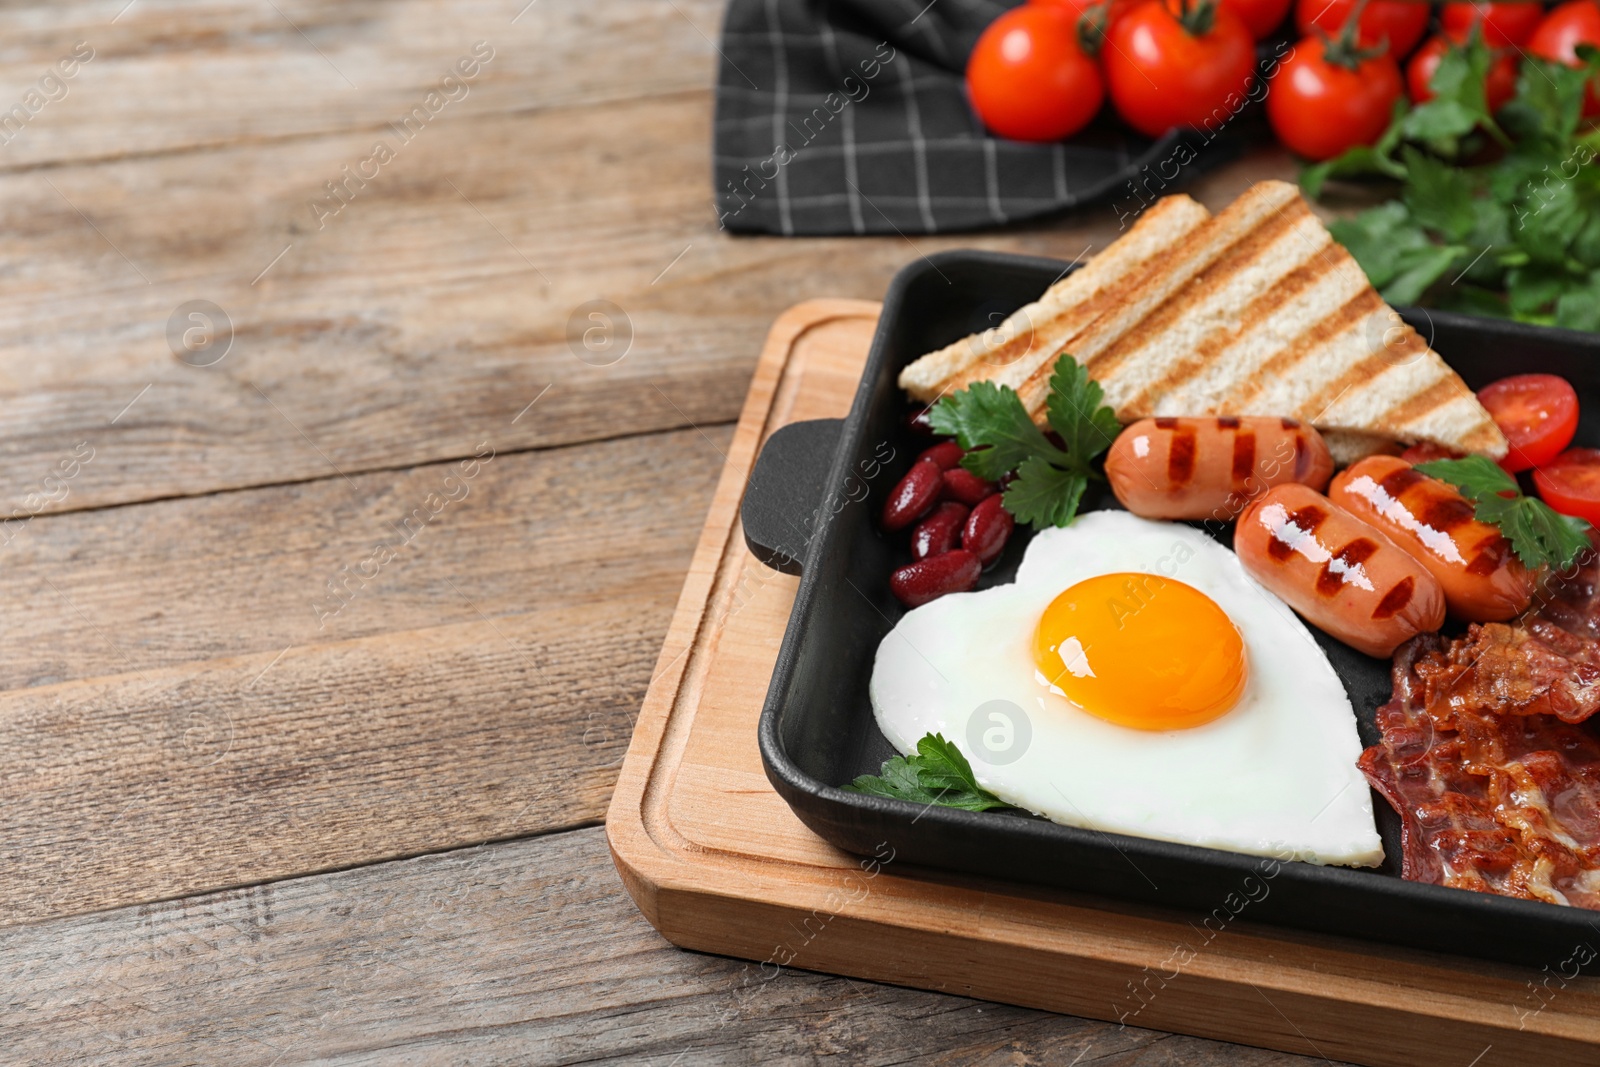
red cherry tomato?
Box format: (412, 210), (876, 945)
(1267, 36), (1403, 160)
(1441, 1), (1546, 48)
(1535, 449), (1600, 526)
(967, 6), (1106, 141)
(1529, 0), (1600, 117)
(1478, 374), (1581, 472)
(1220, 0), (1292, 39)
(1295, 0), (1430, 56)
(1407, 35), (1519, 110)
(1103, 0), (1258, 138)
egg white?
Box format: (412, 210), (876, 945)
(869, 510), (1384, 867)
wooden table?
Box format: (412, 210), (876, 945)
(0, 2), (1343, 1062)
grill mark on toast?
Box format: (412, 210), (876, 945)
(1297, 347), (1395, 425)
(927, 197), (1212, 399)
(1020, 184), (1303, 421)
(1224, 288), (1385, 415)
(1126, 242), (1337, 414)
(1088, 202), (1311, 388)
(1377, 376), (1463, 434)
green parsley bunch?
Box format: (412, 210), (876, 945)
(1304, 36), (1600, 328)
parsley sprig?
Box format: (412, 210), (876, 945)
(1303, 34), (1600, 328)
(1415, 455), (1593, 571)
(928, 353), (1119, 529)
(845, 733), (1017, 812)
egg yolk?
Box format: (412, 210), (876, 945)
(1032, 572), (1247, 730)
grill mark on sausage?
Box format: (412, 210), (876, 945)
(1169, 428), (1197, 485)
(1380, 467), (1425, 497)
(1417, 494), (1477, 533)
(1373, 576), (1416, 620)
(1466, 535), (1514, 577)
(1267, 504), (1328, 560)
(1281, 417), (1300, 429)
(1232, 431), (1256, 485)
(1317, 538), (1379, 595)
(1292, 433), (1311, 482)
(1217, 415), (1240, 429)
(1154, 417), (1179, 430)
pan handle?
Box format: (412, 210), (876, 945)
(740, 418), (844, 576)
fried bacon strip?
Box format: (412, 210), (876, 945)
(1359, 545), (1600, 906)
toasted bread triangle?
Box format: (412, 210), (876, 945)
(904, 181), (1506, 460)
(896, 195), (1211, 403)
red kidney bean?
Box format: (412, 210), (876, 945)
(941, 467), (997, 506)
(962, 494), (1014, 565)
(917, 440), (965, 471)
(891, 550), (982, 607)
(905, 407), (937, 438)
(911, 502), (969, 561)
(881, 458), (943, 532)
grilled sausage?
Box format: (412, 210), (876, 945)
(1235, 484), (1446, 658)
(1106, 416), (1334, 522)
(1329, 455), (1532, 622)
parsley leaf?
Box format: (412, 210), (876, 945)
(929, 352), (1119, 530)
(1304, 37), (1600, 325)
(1047, 353), (1122, 461)
(929, 380), (1066, 481)
(844, 733), (1017, 813)
(1003, 455), (1087, 529)
(1300, 99), (1409, 199)
(1402, 148), (1476, 242)
(1415, 455), (1593, 570)
(1327, 201), (1466, 305)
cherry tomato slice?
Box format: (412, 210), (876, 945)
(1478, 374), (1580, 472)
(1535, 448), (1600, 526)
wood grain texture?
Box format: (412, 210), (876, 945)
(0, 17), (1301, 517)
(607, 300), (1600, 1067)
(0, 0), (720, 167)
(0, 825), (1336, 1067)
(0, 425), (731, 926)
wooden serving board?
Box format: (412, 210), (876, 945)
(606, 299), (1600, 1067)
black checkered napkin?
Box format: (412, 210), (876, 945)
(712, 0), (1237, 236)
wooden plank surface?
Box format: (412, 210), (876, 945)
(0, 826), (1334, 1067)
(0, 81), (1299, 516)
(0, 427), (735, 925)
